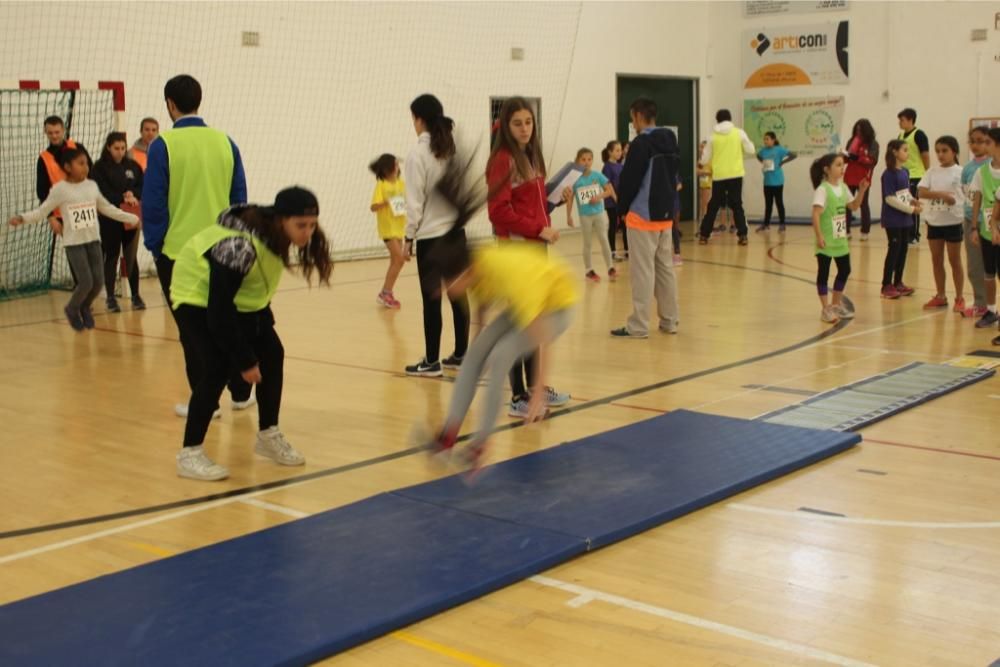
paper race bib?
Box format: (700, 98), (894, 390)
(388, 195), (406, 217)
(762, 159), (775, 173)
(927, 198), (951, 213)
(832, 213), (847, 239)
(895, 188), (914, 204)
(64, 202), (97, 232)
(576, 184), (602, 205)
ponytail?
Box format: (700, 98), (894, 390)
(810, 153), (837, 189)
(426, 145), (487, 283)
(410, 93), (456, 160)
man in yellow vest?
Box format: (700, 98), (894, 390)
(697, 109), (756, 245)
(142, 74), (252, 419)
(127, 117), (159, 172)
(897, 108), (930, 245)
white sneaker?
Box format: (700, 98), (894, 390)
(255, 426), (306, 466)
(860, 233), (869, 241)
(833, 304), (855, 320)
(232, 394), (257, 411)
(821, 305), (839, 323)
(176, 446), (229, 481)
(174, 403), (221, 419)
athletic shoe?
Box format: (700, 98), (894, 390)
(738, 236), (749, 246)
(860, 233), (869, 241)
(64, 305), (85, 332)
(698, 236), (709, 245)
(613, 252), (625, 263)
(541, 386), (570, 407)
(728, 225), (736, 234)
(833, 304), (855, 320)
(131, 295), (146, 310)
(881, 286), (901, 299)
(673, 254), (683, 266)
(610, 326), (648, 339)
(508, 398), (532, 418)
(176, 446), (229, 481)
(821, 305), (840, 323)
(232, 394), (257, 411)
(376, 291), (400, 309)
(608, 267), (618, 281)
(441, 354), (464, 370)
(659, 321), (679, 334)
(405, 358), (443, 377)
(908, 238), (920, 246)
(895, 283), (915, 297)
(106, 297), (121, 313)
(255, 426), (305, 466)
(971, 306), (989, 318)
(456, 441), (488, 484)
(174, 403), (222, 419)
(80, 306), (96, 329)
(756, 225), (769, 233)
(923, 295), (948, 309)
(975, 311), (1000, 328)
(779, 224), (786, 234)
(952, 297), (966, 314)
(585, 270), (601, 283)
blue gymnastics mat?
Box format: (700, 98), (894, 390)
(0, 410), (858, 666)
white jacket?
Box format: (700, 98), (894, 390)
(700, 121), (756, 164)
(404, 132), (457, 241)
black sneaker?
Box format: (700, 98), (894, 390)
(738, 236), (749, 246)
(405, 358), (443, 377)
(64, 306), (85, 332)
(610, 326), (647, 339)
(80, 306), (96, 329)
(131, 295), (146, 310)
(106, 296), (121, 313)
(441, 354), (464, 370)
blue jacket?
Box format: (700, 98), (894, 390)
(142, 116), (247, 257)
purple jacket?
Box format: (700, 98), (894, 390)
(880, 168), (913, 229)
(602, 161), (623, 210)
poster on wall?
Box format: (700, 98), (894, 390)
(743, 21), (849, 88)
(744, 1), (847, 17)
(743, 96), (845, 155)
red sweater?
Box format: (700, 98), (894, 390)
(845, 136), (878, 187)
(487, 148), (549, 241)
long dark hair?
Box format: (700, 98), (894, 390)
(237, 206), (333, 286)
(99, 131), (128, 162)
(885, 139), (907, 170)
(488, 96), (545, 196)
(601, 140), (621, 163)
(410, 94), (455, 160)
(850, 119), (876, 149)
(810, 153), (839, 189)
(426, 147), (487, 284)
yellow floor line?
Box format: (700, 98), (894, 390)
(390, 630), (506, 667)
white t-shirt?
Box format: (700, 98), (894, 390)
(917, 165), (963, 226)
(811, 182), (849, 209)
(18, 179), (138, 246)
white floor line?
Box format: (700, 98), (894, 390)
(727, 503), (1000, 529)
(989, 394), (1000, 400)
(528, 575), (876, 667)
(827, 344), (944, 360)
(805, 311), (943, 348)
(240, 498), (309, 519)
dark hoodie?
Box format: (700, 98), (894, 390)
(618, 127), (679, 226)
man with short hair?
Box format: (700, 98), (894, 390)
(697, 109), (755, 245)
(897, 108), (930, 244)
(36, 115), (91, 229)
(128, 117), (159, 172)
(610, 97), (681, 339)
(143, 74), (252, 418)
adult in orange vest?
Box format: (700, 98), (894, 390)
(127, 117), (159, 172)
(697, 109), (756, 245)
(36, 115), (91, 228)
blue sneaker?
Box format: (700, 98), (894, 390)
(508, 398), (531, 418)
(64, 305), (85, 332)
(542, 386), (570, 407)
(975, 311), (1000, 328)
(80, 306), (95, 329)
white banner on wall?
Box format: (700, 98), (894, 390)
(743, 96), (845, 155)
(743, 21), (849, 89)
(744, 1), (847, 17)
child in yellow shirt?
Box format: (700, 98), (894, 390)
(369, 153), (408, 308)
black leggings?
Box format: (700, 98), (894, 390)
(156, 255), (252, 401)
(607, 209), (629, 253)
(100, 218), (139, 298)
(416, 233), (470, 362)
(908, 180), (921, 242)
(763, 185), (785, 226)
(882, 227), (911, 287)
(816, 253), (852, 294)
(509, 353), (537, 402)
(175, 305), (284, 447)
(845, 185), (871, 234)
(699, 178), (747, 238)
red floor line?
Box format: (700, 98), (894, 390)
(864, 437), (1000, 462)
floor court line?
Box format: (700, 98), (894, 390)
(726, 503), (1000, 529)
(528, 575), (876, 667)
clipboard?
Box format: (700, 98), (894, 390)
(545, 161), (583, 204)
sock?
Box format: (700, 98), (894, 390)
(989, 305), (997, 313)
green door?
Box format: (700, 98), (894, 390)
(616, 76), (697, 221)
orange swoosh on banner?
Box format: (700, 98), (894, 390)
(745, 63), (812, 89)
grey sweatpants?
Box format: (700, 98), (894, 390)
(445, 309), (573, 443)
(965, 218), (987, 308)
(64, 241), (105, 311)
(579, 212), (613, 272)
(626, 226), (679, 336)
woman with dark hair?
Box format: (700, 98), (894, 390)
(169, 187), (333, 480)
(402, 93), (469, 377)
(844, 119), (879, 240)
(92, 131), (144, 311)
(486, 96), (570, 417)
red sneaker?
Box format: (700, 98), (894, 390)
(895, 283), (915, 297)
(952, 297), (966, 314)
(585, 270), (601, 283)
(923, 295), (948, 309)
(608, 267), (618, 282)
(881, 285), (901, 299)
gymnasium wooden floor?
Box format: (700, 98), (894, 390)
(2, 222), (998, 666)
